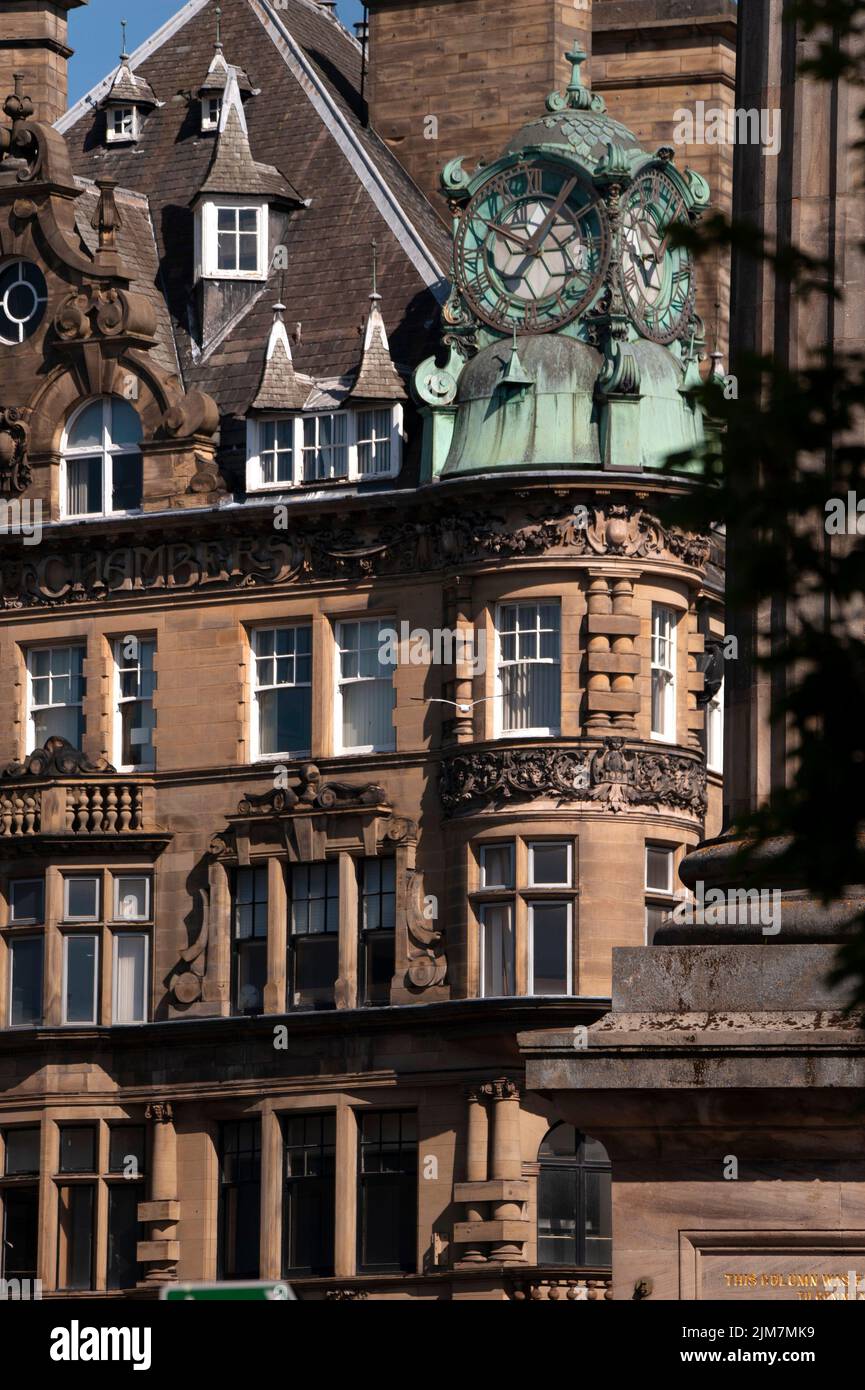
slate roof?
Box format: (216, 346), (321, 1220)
(250, 303), (314, 410)
(59, 0), (450, 432)
(101, 60), (159, 109)
(193, 69), (300, 204)
(351, 294), (408, 402)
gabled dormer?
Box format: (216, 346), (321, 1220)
(98, 25), (159, 145)
(190, 68), (301, 286)
(195, 5), (253, 134)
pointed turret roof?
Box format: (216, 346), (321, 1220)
(250, 303), (314, 412)
(350, 285), (407, 402)
(100, 26), (159, 109)
(191, 68), (300, 205)
(197, 4), (252, 95)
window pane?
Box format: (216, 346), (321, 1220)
(3, 1127), (40, 1176)
(219, 1122), (261, 1280)
(530, 903), (569, 995)
(258, 686), (311, 756)
(57, 1184), (94, 1290)
(646, 846), (673, 892)
(529, 842), (571, 886)
(217, 234), (237, 271)
(59, 1126), (96, 1173)
(115, 935), (147, 1023)
(10, 880), (44, 923)
(65, 878), (99, 919)
(236, 939), (267, 1014)
(1, 1187), (38, 1282)
(341, 677), (394, 751)
(67, 456), (102, 515)
(292, 937), (338, 1011)
(481, 903), (515, 997)
(480, 843), (514, 889)
(64, 936), (97, 1023)
(538, 1166), (577, 1265)
(111, 452), (143, 511)
(584, 1168), (613, 1266)
(9, 938), (42, 1026)
(110, 399), (142, 446)
(114, 876), (149, 921)
(645, 904), (670, 945)
(68, 401), (103, 449)
(109, 1126), (146, 1176)
(502, 661), (560, 732)
(107, 1183), (142, 1290)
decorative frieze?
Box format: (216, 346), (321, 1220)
(440, 737), (707, 816)
(0, 498), (711, 610)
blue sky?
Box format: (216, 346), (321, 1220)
(68, 0), (365, 103)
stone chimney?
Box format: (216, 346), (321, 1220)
(365, 0), (592, 210)
(0, 0), (87, 125)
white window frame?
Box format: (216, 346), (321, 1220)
(527, 841), (573, 888)
(494, 601), (561, 739)
(479, 843), (515, 890)
(249, 623), (313, 762)
(60, 396), (142, 520)
(26, 644), (86, 753)
(112, 932), (149, 1024)
(201, 95), (222, 131)
(106, 105), (138, 143)
(644, 842), (678, 945)
(650, 604), (677, 743)
(9, 878), (44, 924)
(333, 617), (396, 756)
(7, 934), (42, 1028)
(706, 677), (724, 773)
(61, 933), (99, 1026)
(245, 407), (403, 492)
(478, 900), (516, 999)
(112, 637), (156, 773)
(63, 875), (101, 924)
(527, 899), (573, 996)
(199, 197), (268, 281)
(112, 874), (151, 923)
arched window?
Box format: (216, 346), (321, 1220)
(63, 397), (142, 518)
(537, 1123), (611, 1267)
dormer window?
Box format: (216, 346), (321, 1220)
(201, 96), (222, 131)
(198, 198), (267, 281)
(246, 407), (403, 492)
(107, 106), (137, 142)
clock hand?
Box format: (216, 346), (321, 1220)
(525, 176), (579, 255)
(482, 220), (534, 251)
(657, 203), (686, 260)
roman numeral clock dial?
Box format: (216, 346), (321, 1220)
(619, 166), (695, 344)
(454, 159), (611, 333)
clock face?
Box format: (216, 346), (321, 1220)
(454, 159), (610, 333)
(619, 168), (694, 344)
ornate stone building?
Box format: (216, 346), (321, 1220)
(0, 0), (722, 1299)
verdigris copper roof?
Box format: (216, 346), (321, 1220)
(505, 46), (643, 170)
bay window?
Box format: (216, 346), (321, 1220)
(251, 625), (312, 760)
(246, 408), (402, 491)
(472, 838), (576, 998)
(27, 644), (85, 749)
(650, 604), (677, 741)
(496, 602), (561, 736)
(8, 937), (42, 1027)
(55, 872), (152, 1025)
(645, 842), (677, 944)
(335, 618), (396, 754)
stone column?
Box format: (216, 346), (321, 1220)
(444, 576), (475, 743)
(489, 1078), (523, 1264)
(137, 1102), (180, 1285)
(610, 576), (639, 732)
(461, 1087), (489, 1264)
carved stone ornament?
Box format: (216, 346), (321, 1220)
(1, 737), (116, 782)
(235, 763), (390, 818)
(440, 738), (707, 817)
(145, 1103), (174, 1124)
(169, 886), (210, 1005)
(0, 407), (31, 496)
(0, 496), (711, 611)
(405, 868), (446, 990)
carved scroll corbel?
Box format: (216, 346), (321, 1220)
(405, 868), (446, 990)
(169, 886), (210, 1004)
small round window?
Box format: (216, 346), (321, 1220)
(0, 260), (48, 345)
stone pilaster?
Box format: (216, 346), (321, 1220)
(137, 1102), (180, 1285)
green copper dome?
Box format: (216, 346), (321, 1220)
(505, 48), (644, 172)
